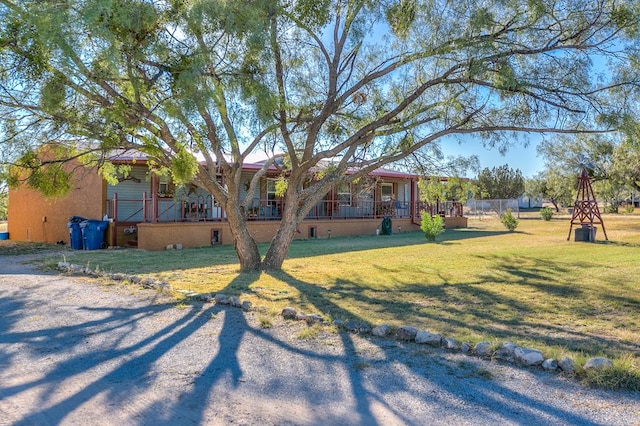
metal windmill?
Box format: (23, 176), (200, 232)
(567, 159), (608, 241)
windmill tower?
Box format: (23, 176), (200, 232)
(567, 167), (608, 241)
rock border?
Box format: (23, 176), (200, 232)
(57, 262), (612, 378)
(280, 307), (615, 377)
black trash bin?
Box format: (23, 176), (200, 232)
(81, 219), (109, 250)
(575, 225), (597, 242)
(67, 216), (86, 250)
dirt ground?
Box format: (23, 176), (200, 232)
(1, 251), (639, 426)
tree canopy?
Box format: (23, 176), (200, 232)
(536, 134), (639, 212)
(1, 0), (639, 270)
(476, 164), (525, 199)
(525, 169), (575, 212)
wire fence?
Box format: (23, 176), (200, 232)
(464, 199), (520, 218)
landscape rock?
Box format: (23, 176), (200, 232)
(200, 294), (213, 302)
(514, 347), (544, 366)
(141, 277), (156, 288)
(228, 296), (242, 308)
(372, 325), (392, 337)
(281, 307), (297, 320)
(128, 275), (141, 284)
(343, 320), (367, 332)
(58, 262), (70, 270)
(214, 293), (230, 304)
(110, 273), (125, 281)
(558, 356), (575, 373)
(584, 357), (613, 370)
(241, 301), (252, 311)
(358, 324), (372, 334)
(175, 244), (183, 250)
(460, 342), (471, 353)
(442, 337), (460, 350)
(495, 342), (518, 362)
(69, 264), (86, 273)
(296, 313), (324, 324)
(474, 341), (493, 358)
(542, 359), (559, 371)
(415, 331), (442, 346)
(396, 326), (419, 341)
(344, 320), (359, 331)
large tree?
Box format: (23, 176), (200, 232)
(1, 0), (639, 270)
(525, 170), (575, 212)
(476, 164), (525, 199)
(537, 134), (640, 212)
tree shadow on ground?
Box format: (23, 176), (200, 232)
(264, 270), (623, 425)
(3, 270), (633, 425)
(273, 252), (639, 360)
(40, 229), (514, 275)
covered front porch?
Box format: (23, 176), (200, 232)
(103, 164), (467, 249)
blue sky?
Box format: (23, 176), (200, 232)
(439, 135), (545, 178)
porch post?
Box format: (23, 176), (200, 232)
(373, 183), (378, 219)
(143, 192), (147, 222)
(150, 175), (158, 223)
(330, 186), (335, 219)
(410, 178), (415, 220)
(111, 193), (118, 246)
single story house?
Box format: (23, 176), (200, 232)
(8, 150), (467, 250)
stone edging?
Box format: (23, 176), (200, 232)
(280, 307), (615, 376)
(57, 261), (614, 376)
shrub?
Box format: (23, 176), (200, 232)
(540, 207), (554, 221)
(420, 211), (445, 241)
(623, 204), (635, 215)
(501, 209), (519, 231)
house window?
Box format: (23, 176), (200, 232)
(337, 183), (352, 206)
(381, 183), (394, 202)
(267, 179), (277, 205)
(158, 177), (173, 197)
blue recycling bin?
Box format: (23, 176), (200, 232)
(67, 216), (86, 250)
(81, 220), (109, 250)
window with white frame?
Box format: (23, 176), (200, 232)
(267, 179), (277, 205)
(158, 176), (173, 197)
(381, 183), (394, 202)
(337, 183), (352, 206)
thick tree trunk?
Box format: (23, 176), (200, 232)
(261, 202), (300, 270)
(225, 204), (262, 271)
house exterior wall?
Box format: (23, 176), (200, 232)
(137, 218), (422, 251)
(8, 149), (468, 248)
(8, 165), (104, 243)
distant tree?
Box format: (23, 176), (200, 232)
(537, 135), (615, 181)
(610, 141), (640, 193)
(526, 170), (574, 212)
(476, 165), (525, 199)
(418, 176), (476, 205)
(536, 134), (634, 213)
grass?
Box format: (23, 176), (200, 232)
(26, 213), (640, 390)
(297, 323), (323, 340)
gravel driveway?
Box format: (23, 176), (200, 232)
(1, 252), (639, 426)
